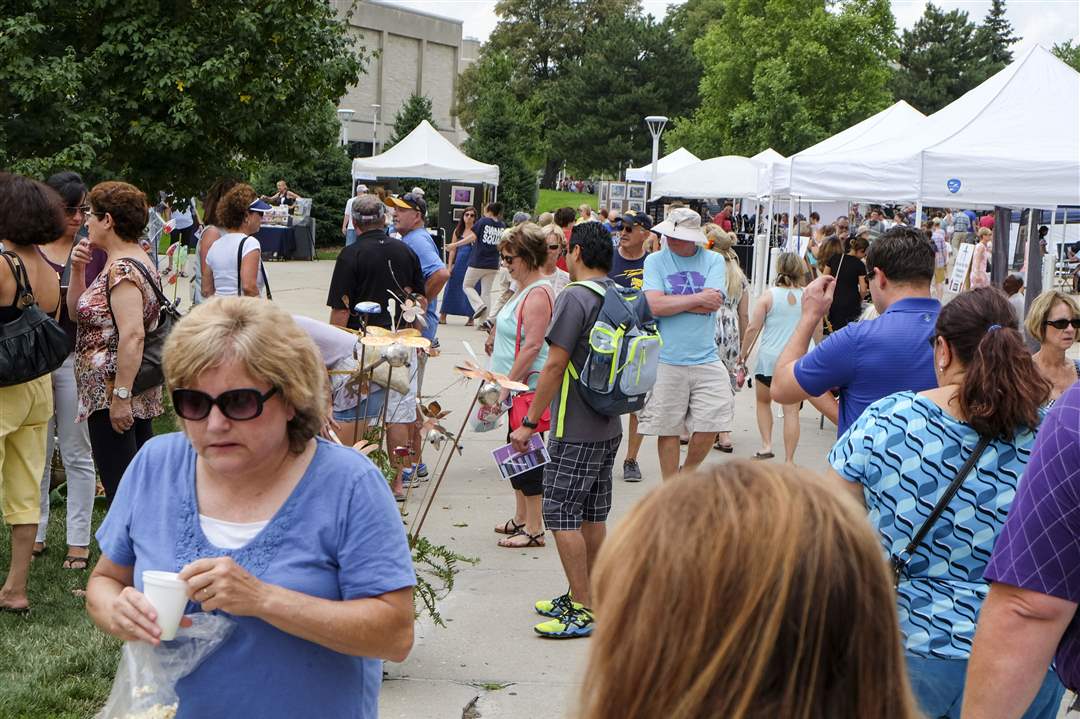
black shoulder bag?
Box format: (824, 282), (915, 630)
(0, 251), (69, 386)
(890, 434), (993, 588)
(105, 258), (182, 394)
(236, 236), (272, 300)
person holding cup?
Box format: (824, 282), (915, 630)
(85, 297), (415, 718)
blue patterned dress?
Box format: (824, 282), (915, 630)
(829, 391), (1041, 659)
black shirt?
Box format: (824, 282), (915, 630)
(608, 249), (649, 289)
(468, 217), (505, 269)
(826, 253), (867, 326)
(326, 229), (425, 331)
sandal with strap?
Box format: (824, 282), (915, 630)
(494, 518), (525, 535)
(497, 530), (546, 549)
(63, 553), (91, 571)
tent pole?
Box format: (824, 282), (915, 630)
(1024, 207), (1044, 350)
(1043, 206), (1058, 294)
(991, 206), (1011, 287)
(787, 197), (795, 250)
(915, 201), (922, 228)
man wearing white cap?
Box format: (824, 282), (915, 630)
(639, 207), (733, 480)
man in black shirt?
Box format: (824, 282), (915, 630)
(326, 194), (425, 331)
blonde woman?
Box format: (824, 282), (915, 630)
(1026, 290), (1080, 404)
(706, 226), (748, 452)
(970, 227), (992, 289)
(579, 461), (921, 719)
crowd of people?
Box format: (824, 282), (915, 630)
(3, 166), (1080, 718)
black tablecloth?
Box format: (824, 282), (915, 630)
(255, 223), (314, 260)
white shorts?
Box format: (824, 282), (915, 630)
(637, 360), (735, 436)
(385, 355), (420, 425)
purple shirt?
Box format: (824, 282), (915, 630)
(985, 383), (1080, 689)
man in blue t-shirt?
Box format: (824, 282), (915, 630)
(384, 192), (448, 343)
(770, 226), (939, 436)
(463, 202), (505, 323)
(640, 208), (732, 480)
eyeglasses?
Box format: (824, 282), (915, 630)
(547, 244), (562, 251)
(172, 387), (279, 421)
(64, 204), (90, 217)
(1045, 318), (1080, 330)
(500, 254), (518, 264)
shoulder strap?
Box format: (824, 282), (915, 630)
(105, 258), (170, 330)
(1, 250), (40, 310)
(892, 434), (993, 580)
(566, 279), (606, 296)
(236, 236), (272, 300)
(514, 282), (554, 354)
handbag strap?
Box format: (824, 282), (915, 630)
(1, 250), (34, 308)
(514, 282), (555, 354)
(892, 434), (993, 578)
(236, 236), (273, 300)
(105, 257), (171, 333)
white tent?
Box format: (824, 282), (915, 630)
(625, 147), (701, 182)
(351, 120), (500, 185)
(649, 155), (765, 202)
(788, 46), (1080, 208)
(770, 101), (926, 197)
(750, 148), (786, 197)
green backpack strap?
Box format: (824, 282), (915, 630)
(565, 279), (606, 296)
(553, 281), (607, 438)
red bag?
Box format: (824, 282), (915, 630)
(508, 287), (553, 432)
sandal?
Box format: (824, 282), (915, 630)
(494, 518), (525, 535)
(497, 530), (546, 548)
(63, 553), (91, 571)
(713, 440), (734, 453)
(753, 451), (775, 460)
(31, 544), (46, 559)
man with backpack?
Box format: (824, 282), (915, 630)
(510, 222), (661, 639)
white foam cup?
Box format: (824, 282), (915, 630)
(141, 570), (189, 641)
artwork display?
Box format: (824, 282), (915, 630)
(610, 183), (626, 200)
(608, 199), (624, 215)
(628, 184), (646, 200)
(599, 182), (608, 205)
(627, 200), (645, 213)
(450, 185), (475, 206)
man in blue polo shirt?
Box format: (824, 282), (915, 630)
(771, 226), (939, 436)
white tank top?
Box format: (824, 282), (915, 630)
(205, 232), (265, 296)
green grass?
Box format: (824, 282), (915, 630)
(0, 398), (180, 718)
(535, 189), (598, 215)
(315, 247), (342, 261)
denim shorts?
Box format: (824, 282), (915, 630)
(905, 654), (1064, 719)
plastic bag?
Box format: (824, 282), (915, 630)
(96, 613), (235, 719)
(469, 402), (503, 433)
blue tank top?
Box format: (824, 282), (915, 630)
(755, 286), (804, 378)
(490, 279), (552, 390)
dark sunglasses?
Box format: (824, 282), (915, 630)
(500, 254), (517, 264)
(172, 387), (279, 421)
(64, 204), (91, 217)
(547, 243), (562, 251)
(1045, 318), (1080, 330)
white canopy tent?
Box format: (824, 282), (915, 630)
(625, 147), (701, 182)
(787, 46), (1080, 208)
(350, 120), (500, 185)
(648, 155), (766, 202)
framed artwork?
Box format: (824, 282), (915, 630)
(628, 184), (646, 200)
(453, 208), (465, 222)
(610, 183), (626, 200)
(599, 182), (608, 204)
(627, 200), (645, 213)
(451, 185), (475, 206)
(609, 199), (624, 215)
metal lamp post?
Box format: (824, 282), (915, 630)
(336, 108), (355, 147)
(645, 115), (669, 192)
(371, 104), (381, 156)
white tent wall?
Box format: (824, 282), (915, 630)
(648, 156), (766, 202)
(626, 147), (701, 182)
(350, 120), (500, 185)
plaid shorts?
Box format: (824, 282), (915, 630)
(542, 436), (621, 532)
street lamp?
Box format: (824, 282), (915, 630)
(371, 104), (381, 156)
(645, 115), (669, 191)
(336, 108), (355, 147)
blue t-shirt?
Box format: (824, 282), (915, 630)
(468, 217), (505, 270)
(96, 434), (416, 719)
(642, 246), (727, 365)
(400, 227), (445, 341)
(830, 392), (1042, 659)
(794, 297), (939, 435)
(608, 249), (648, 289)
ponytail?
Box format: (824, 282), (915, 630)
(938, 288), (1050, 439)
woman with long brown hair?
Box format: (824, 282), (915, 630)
(579, 461), (920, 719)
(828, 287), (1063, 718)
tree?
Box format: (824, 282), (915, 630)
(460, 53), (537, 214)
(0, 0), (365, 198)
(383, 93), (435, 150)
(667, 0), (896, 157)
(894, 4), (983, 114)
(974, 0), (1019, 78)
(1052, 40), (1080, 72)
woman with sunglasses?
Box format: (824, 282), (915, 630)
(86, 297), (415, 717)
(439, 206), (478, 325)
(541, 223), (570, 294)
(1027, 290), (1080, 404)
(29, 171), (108, 569)
(828, 288), (1062, 718)
(69, 181), (164, 505)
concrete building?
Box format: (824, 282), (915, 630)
(334, 0), (480, 154)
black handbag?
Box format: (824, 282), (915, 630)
(0, 251), (69, 387)
(105, 258), (182, 394)
(890, 435), (992, 588)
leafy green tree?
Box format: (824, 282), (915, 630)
(974, 0), (1019, 78)
(894, 4), (983, 114)
(0, 0), (365, 199)
(460, 53), (537, 214)
(383, 93), (436, 151)
(667, 0), (896, 157)
(1052, 40), (1080, 72)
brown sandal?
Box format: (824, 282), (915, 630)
(494, 518), (525, 535)
(497, 530), (546, 548)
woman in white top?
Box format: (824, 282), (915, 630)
(193, 179), (239, 306)
(201, 183), (269, 298)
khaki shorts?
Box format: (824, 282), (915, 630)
(935, 267), (947, 284)
(0, 375), (53, 525)
(637, 360), (735, 436)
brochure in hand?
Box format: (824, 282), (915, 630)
(492, 434), (550, 480)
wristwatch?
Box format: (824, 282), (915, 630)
(112, 386), (132, 400)
(521, 417), (539, 430)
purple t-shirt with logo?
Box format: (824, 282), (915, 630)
(985, 382), (1080, 689)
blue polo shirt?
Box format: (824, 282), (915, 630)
(794, 297), (940, 436)
(400, 227), (445, 341)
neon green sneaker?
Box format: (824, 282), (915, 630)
(534, 606), (594, 638)
(534, 590), (577, 618)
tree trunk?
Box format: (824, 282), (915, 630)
(540, 157), (562, 190)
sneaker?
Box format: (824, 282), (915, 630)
(534, 590), (577, 618)
(623, 459), (643, 482)
(402, 464), (429, 484)
(534, 606), (594, 639)
(471, 304), (488, 321)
